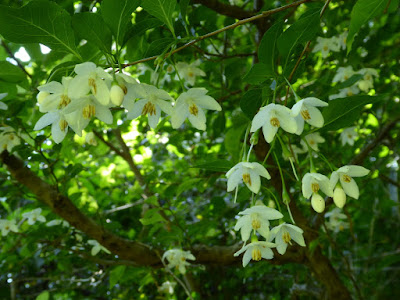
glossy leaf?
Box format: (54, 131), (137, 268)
(258, 21), (283, 75)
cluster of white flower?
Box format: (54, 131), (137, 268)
(233, 202), (305, 267)
(330, 66), (378, 99)
(0, 208), (46, 236)
(34, 62), (220, 143)
(162, 248), (196, 274)
(312, 31), (348, 58)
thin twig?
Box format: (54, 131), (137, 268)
(1, 40), (32, 78)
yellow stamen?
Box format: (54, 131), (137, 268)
(83, 104), (96, 119)
(251, 214), (261, 230)
(301, 110), (311, 120)
(251, 248), (262, 261)
(323, 45), (329, 51)
(88, 78), (97, 94)
(342, 174), (351, 183)
(59, 119), (68, 131)
(311, 183), (320, 193)
(282, 231), (291, 244)
(242, 173), (251, 186)
(189, 103), (199, 116)
(141, 102), (156, 116)
(270, 117), (280, 127)
(58, 94), (71, 109)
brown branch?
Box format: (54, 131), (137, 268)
(121, 0), (312, 69)
(192, 0), (254, 20)
(1, 40), (32, 79)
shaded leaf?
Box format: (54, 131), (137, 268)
(0, 61), (26, 83)
(109, 265), (126, 289)
(240, 89), (262, 119)
(243, 63), (271, 84)
(141, 0), (177, 36)
(192, 159), (234, 172)
(258, 21), (283, 75)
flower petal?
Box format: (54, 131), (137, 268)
(242, 248), (252, 267)
(188, 107), (206, 130)
(247, 170), (261, 194)
(340, 176), (359, 199)
(345, 165), (370, 177)
(126, 99), (147, 120)
(34, 112), (58, 130)
(306, 105), (324, 128)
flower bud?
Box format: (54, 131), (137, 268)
(282, 187), (291, 205)
(311, 193), (325, 213)
(333, 186), (346, 208)
(37, 91), (50, 105)
(110, 84), (125, 106)
(267, 199), (276, 209)
(250, 131), (259, 145)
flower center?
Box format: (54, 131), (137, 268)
(189, 103), (199, 116)
(270, 117), (280, 127)
(342, 174), (352, 183)
(251, 247), (262, 261)
(9, 134), (15, 140)
(250, 213), (261, 230)
(59, 95), (71, 109)
(142, 102), (156, 116)
(59, 119), (68, 131)
(344, 75), (349, 80)
(301, 109), (311, 120)
(88, 78), (97, 95)
(242, 173), (251, 186)
(188, 71), (194, 78)
(83, 104), (96, 119)
(323, 45), (329, 51)
(5, 226), (9, 230)
(282, 231), (291, 244)
(311, 183), (320, 193)
(309, 139), (315, 145)
(347, 91), (353, 96)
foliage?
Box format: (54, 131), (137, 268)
(0, 0), (399, 299)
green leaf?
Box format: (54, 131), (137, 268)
(144, 38), (175, 57)
(141, 0), (177, 37)
(139, 208), (166, 225)
(347, 0), (390, 53)
(240, 89), (262, 119)
(0, 61), (26, 83)
(72, 12), (112, 54)
(176, 178), (203, 197)
(0, 0), (80, 59)
(36, 291), (50, 300)
(102, 0), (139, 45)
(109, 265), (126, 289)
(258, 21), (283, 75)
(322, 95), (383, 131)
(192, 159), (234, 172)
(277, 8), (320, 67)
(243, 63), (271, 84)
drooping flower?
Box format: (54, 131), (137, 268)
(269, 223), (306, 255)
(85, 132), (97, 146)
(234, 204), (283, 241)
(325, 208), (349, 232)
(340, 126), (357, 146)
(0, 126), (21, 152)
(226, 162), (271, 194)
(176, 61), (206, 86)
(158, 281), (176, 294)
(171, 88), (221, 131)
(333, 66), (356, 83)
(22, 208), (46, 225)
(0, 219), (19, 236)
(330, 165), (370, 202)
(301, 133), (326, 152)
(234, 241), (276, 267)
(124, 84), (173, 129)
(162, 249), (196, 274)
(337, 31), (348, 50)
(87, 240), (111, 256)
(250, 103), (297, 143)
(291, 97), (328, 134)
(329, 85), (360, 100)
(68, 62), (112, 106)
(302, 172), (333, 213)
(34, 110), (73, 143)
(357, 68), (378, 92)
(312, 36), (340, 58)
(37, 77), (74, 113)
(0, 92), (8, 110)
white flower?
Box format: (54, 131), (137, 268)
(110, 84), (125, 106)
(68, 62), (112, 106)
(291, 97), (328, 134)
(325, 208), (349, 232)
(0, 126), (21, 152)
(0, 92), (8, 110)
(357, 68), (378, 92)
(162, 249), (196, 274)
(226, 162), (271, 194)
(234, 204), (283, 241)
(37, 77), (73, 113)
(329, 85), (360, 100)
(176, 61), (206, 86)
(158, 281), (176, 294)
(124, 84), (173, 129)
(85, 132), (97, 146)
(250, 103), (297, 143)
(301, 133), (325, 152)
(340, 127), (357, 146)
(270, 223), (306, 255)
(333, 66), (355, 83)
(46, 219), (69, 227)
(22, 208), (46, 225)
(34, 110), (72, 143)
(312, 36), (340, 58)
(87, 240), (111, 256)
(234, 241), (276, 267)
(0, 219), (19, 236)
(302, 172), (333, 213)
(171, 88), (221, 131)
(332, 186), (347, 208)
(337, 31), (348, 50)
(330, 165), (370, 200)
(302, 173), (333, 199)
